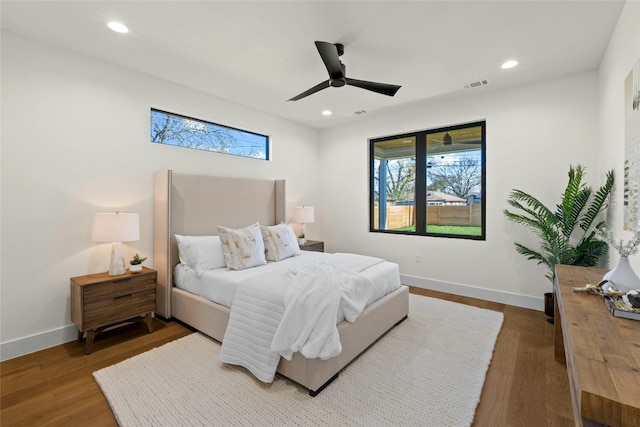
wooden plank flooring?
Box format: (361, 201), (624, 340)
(1, 288), (573, 426)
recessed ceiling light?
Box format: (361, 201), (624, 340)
(322, 110), (332, 116)
(107, 21), (129, 34)
(501, 60), (518, 69)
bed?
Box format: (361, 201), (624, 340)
(153, 170), (409, 395)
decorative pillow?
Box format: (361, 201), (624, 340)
(216, 223), (267, 270)
(174, 235), (226, 275)
(261, 223), (300, 262)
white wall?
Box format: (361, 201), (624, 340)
(318, 71), (601, 308)
(2, 1), (637, 361)
(598, 0), (640, 275)
(0, 31), (321, 360)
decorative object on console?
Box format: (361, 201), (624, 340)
(602, 256), (640, 293)
(130, 253), (147, 273)
(604, 294), (640, 321)
(292, 206), (314, 245)
(91, 212), (140, 276)
(597, 228), (640, 292)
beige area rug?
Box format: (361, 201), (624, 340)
(94, 294), (503, 426)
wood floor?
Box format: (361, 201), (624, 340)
(1, 288), (573, 427)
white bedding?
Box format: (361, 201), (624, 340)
(217, 252), (393, 383)
(174, 251), (401, 309)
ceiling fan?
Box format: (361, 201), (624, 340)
(288, 41), (401, 101)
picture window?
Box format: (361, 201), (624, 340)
(370, 121), (486, 240)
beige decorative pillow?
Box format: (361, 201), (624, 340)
(217, 223), (267, 270)
(261, 223), (300, 262)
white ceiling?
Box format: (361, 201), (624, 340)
(0, 1), (625, 130)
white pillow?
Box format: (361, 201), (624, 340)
(261, 223), (300, 262)
(174, 235), (226, 276)
(217, 223), (267, 270)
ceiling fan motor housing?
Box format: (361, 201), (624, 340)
(330, 62), (347, 87)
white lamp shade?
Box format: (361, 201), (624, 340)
(91, 213), (140, 242)
(293, 206), (315, 224)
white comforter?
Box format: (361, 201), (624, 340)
(218, 253), (383, 383)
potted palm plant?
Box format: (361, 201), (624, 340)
(504, 164), (614, 322)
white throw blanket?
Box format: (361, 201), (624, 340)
(218, 254), (382, 383)
(271, 262), (372, 361)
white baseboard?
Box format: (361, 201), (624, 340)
(1, 278), (542, 362)
(401, 274), (544, 312)
(0, 324), (77, 362)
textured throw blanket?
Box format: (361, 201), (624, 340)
(218, 253), (383, 383)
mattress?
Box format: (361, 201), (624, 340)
(174, 250), (401, 309)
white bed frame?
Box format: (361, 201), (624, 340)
(153, 170), (409, 395)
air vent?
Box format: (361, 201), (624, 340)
(354, 110), (368, 115)
(462, 79), (490, 90)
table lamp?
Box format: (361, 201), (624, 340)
(292, 206), (314, 245)
(91, 212), (140, 275)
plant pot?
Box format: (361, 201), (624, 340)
(544, 292), (554, 324)
(129, 264), (143, 273)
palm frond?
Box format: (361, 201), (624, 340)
(556, 165), (590, 238)
(514, 243), (546, 264)
(580, 169), (614, 232)
(507, 190), (556, 219)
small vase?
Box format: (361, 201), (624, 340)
(129, 264), (143, 273)
(602, 256), (640, 292)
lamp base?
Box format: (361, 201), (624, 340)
(108, 242), (126, 276)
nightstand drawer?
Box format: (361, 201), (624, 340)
(84, 275), (155, 303)
(84, 289), (156, 328)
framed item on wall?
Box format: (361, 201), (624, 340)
(624, 59), (640, 231)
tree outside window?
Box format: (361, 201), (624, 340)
(150, 108), (269, 160)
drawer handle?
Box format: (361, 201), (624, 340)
(113, 277), (133, 283)
(113, 293), (133, 300)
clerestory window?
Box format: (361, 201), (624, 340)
(150, 108), (269, 160)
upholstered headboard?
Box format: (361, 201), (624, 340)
(153, 170), (286, 318)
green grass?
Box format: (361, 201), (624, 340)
(393, 224), (482, 236)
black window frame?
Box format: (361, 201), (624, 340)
(369, 120), (486, 241)
(150, 108), (270, 161)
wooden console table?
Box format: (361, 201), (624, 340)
(554, 264), (640, 427)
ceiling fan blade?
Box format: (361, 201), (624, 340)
(315, 41), (344, 80)
(345, 78), (401, 97)
(288, 80), (331, 101)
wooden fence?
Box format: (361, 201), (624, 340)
(373, 204), (482, 229)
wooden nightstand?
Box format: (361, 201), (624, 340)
(299, 240), (324, 252)
(70, 267), (157, 354)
